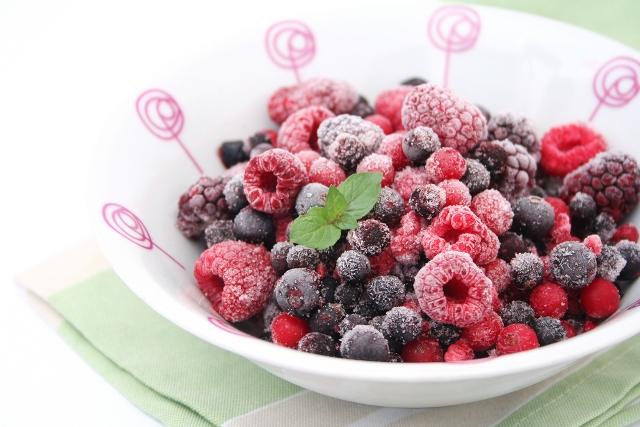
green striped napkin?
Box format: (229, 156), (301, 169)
(15, 238), (640, 427)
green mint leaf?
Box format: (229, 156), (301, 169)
(323, 185), (347, 221)
(333, 213), (358, 230)
(337, 172), (383, 219)
(289, 207), (342, 250)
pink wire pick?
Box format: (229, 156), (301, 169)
(589, 56), (640, 122)
(136, 89), (204, 175)
(102, 202), (184, 269)
(265, 20), (316, 83)
(428, 5), (481, 88)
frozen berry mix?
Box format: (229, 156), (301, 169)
(176, 76), (640, 362)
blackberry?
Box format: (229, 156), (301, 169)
(549, 241), (597, 289)
(309, 303), (346, 337)
(492, 139), (537, 203)
(402, 126), (441, 164)
(487, 112), (540, 160)
(249, 143), (273, 159)
(331, 133), (365, 171)
(473, 141), (507, 180)
(597, 245), (627, 282)
(233, 207), (275, 246)
(500, 300), (536, 328)
(534, 317), (566, 346)
(338, 313), (368, 336)
(334, 282), (362, 310)
(219, 140), (248, 168)
(616, 240), (640, 281)
(409, 184), (446, 220)
(223, 174), (249, 213)
(347, 219), (391, 257)
(270, 242), (293, 275)
(512, 196), (555, 240)
(401, 77), (428, 86)
(366, 275), (405, 312)
(204, 220), (236, 248)
(498, 232), (533, 262)
(274, 268), (321, 317)
(318, 276), (340, 305)
(429, 321), (460, 348)
(510, 253), (544, 290)
(336, 250), (370, 283)
(177, 175), (231, 238)
(367, 187), (405, 226)
(560, 150), (640, 222)
(297, 332), (338, 356)
(349, 95), (375, 118)
(295, 183), (328, 216)
(286, 245), (320, 270)
(460, 159), (491, 195)
(340, 325), (390, 362)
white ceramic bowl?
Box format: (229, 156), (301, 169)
(88, 2), (640, 407)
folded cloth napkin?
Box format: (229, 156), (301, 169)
(14, 238), (640, 427)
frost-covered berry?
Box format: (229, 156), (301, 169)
(204, 220), (236, 248)
(529, 282), (568, 319)
(510, 253), (544, 290)
(597, 245), (627, 282)
(487, 112), (540, 160)
(473, 140), (507, 180)
(512, 196), (555, 240)
(274, 268), (321, 317)
(331, 133), (365, 171)
(223, 174), (249, 213)
(270, 241), (293, 275)
(500, 300), (536, 328)
(366, 275), (405, 312)
(426, 147), (467, 183)
(318, 114), (385, 158)
(460, 311), (503, 352)
(383, 307), (422, 344)
(297, 332), (338, 356)
(402, 126), (441, 164)
(534, 317), (566, 346)
(367, 187), (405, 226)
(338, 313), (368, 336)
(177, 175), (231, 238)
(334, 282), (362, 309)
(309, 303), (346, 337)
(271, 312), (310, 348)
(350, 95), (375, 118)
(401, 333), (443, 362)
(616, 240), (640, 281)
(340, 325), (390, 362)
(287, 245), (320, 270)
(219, 140), (248, 168)
(549, 241), (597, 289)
(347, 219), (391, 257)
(460, 158), (490, 195)
(429, 321), (461, 348)
(233, 207), (274, 245)
(470, 189), (513, 236)
(336, 250), (371, 283)
(409, 184), (446, 220)
(295, 183), (329, 216)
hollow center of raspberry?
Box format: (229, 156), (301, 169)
(442, 229), (464, 244)
(286, 288), (304, 309)
(261, 171), (279, 193)
(442, 278), (468, 303)
(556, 135), (581, 152)
(309, 125), (320, 151)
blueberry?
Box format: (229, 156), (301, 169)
(500, 300), (536, 328)
(512, 196), (555, 240)
(338, 314), (368, 336)
(309, 303), (346, 337)
(550, 241), (597, 289)
(402, 126), (441, 164)
(401, 77), (428, 86)
(287, 245), (320, 270)
(295, 183), (329, 216)
(274, 268), (320, 317)
(336, 250), (370, 283)
(460, 159), (490, 195)
(334, 282), (362, 310)
(569, 192), (597, 226)
(347, 219), (391, 257)
(297, 332), (338, 356)
(409, 184), (445, 220)
(473, 141), (507, 180)
(204, 220), (235, 248)
(248, 131), (274, 149)
(349, 95), (375, 118)
(616, 240), (640, 281)
(233, 207), (274, 245)
(534, 317), (566, 346)
(429, 321), (460, 348)
(219, 140), (248, 168)
(510, 253), (544, 290)
(318, 276), (340, 305)
(250, 142), (273, 159)
(366, 275), (405, 312)
(498, 232), (534, 262)
(383, 307), (422, 344)
(367, 187), (404, 226)
(223, 174), (249, 213)
(270, 242), (294, 275)
(340, 325), (390, 362)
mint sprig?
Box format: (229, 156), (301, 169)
(289, 172), (382, 250)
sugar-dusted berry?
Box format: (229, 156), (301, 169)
(356, 154), (395, 187)
(540, 122), (607, 177)
(340, 325), (390, 362)
(529, 282), (568, 318)
(460, 311), (504, 352)
(496, 324), (540, 355)
(470, 189), (513, 236)
(426, 147), (467, 183)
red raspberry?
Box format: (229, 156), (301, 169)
(375, 86), (413, 131)
(244, 149), (308, 215)
(390, 211), (425, 265)
(317, 114), (386, 158)
(544, 197), (570, 221)
(491, 286), (502, 313)
(482, 258), (511, 293)
(378, 133), (411, 170)
(580, 278), (620, 318)
(224, 161), (248, 177)
(540, 122), (607, 177)
(356, 154), (395, 187)
(438, 179), (471, 207)
(271, 312), (311, 348)
(460, 311), (504, 352)
(583, 234), (603, 256)
(177, 175), (231, 238)
(444, 340), (475, 362)
(308, 157), (346, 187)
(529, 282), (568, 318)
(295, 149), (322, 172)
(403, 293), (422, 315)
(365, 114), (393, 135)
(414, 251), (493, 327)
(560, 320), (577, 338)
(277, 106), (335, 153)
(194, 241), (276, 322)
(426, 147), (467, 182)
(470, 189), (514, 236)
(496, 324), (540, 355)
(548, 213), (579, 250)
(392, 166), (429, 201)
(401, 332), (443, 363)
(367, 247), (395, 277)
(420, 205), (499, 266)
(612, 223), (640, 243)
(274, 215), (293, 243)
(560, 151), (640, 222)
(267, 77), (359, 124)
(401, 83), (487, 155)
